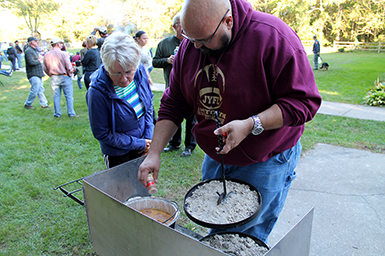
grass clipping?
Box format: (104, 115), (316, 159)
(185, 180), (260, 224)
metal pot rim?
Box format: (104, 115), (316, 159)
(183, 178), (262, 229)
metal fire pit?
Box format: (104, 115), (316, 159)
(79, 156), (314, 256)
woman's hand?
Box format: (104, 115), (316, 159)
(139, 139), (152, 155)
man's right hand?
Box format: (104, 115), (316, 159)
(167, 55), (175, 64)
(138, 153), (161, 188)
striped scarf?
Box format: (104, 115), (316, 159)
(114, 81), (145, 118)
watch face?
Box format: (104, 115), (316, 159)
(252, 116), (264, 135)
(252, 127), (263, 135)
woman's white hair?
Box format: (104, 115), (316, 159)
(100, 32), (141, 73)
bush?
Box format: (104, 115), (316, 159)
(338, 48), (345, 52)
(363, 75), (385, 106)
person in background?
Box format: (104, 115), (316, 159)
(23, 37), (50, 110)
(139, 0), (321, 244)
(135, 30), (153, 86)
(1, 42), (9, 62)
(91, 25), (109, 51)
(14, 40), (23, 69)
(86, 32), (154, 168)
(7, 42), (18, 71)
(82, 35), (101, 90)
(152, 12), (197, 157)
(72, 52), (82, 89)
(0, 68), (13, 76)
(80, 41), (87, 58)
(0, 51), (4, 69)
(312, 35), (320, 70)
(43, 37), (76, 118)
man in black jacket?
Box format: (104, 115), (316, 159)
(23, 37), (50, 110)
(153, 12), (197, 157)
(312, 35), (320, 70)
(6, 43), (17, 71)
(14, 40), (23, 69)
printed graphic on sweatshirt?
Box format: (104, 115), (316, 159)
(194, 64), (226, 123)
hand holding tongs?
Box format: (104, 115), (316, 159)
(215, 111), (232, 205)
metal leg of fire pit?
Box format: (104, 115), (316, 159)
(265, 207), (314, 256)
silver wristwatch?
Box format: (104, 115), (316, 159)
(251, 115), (264, 135)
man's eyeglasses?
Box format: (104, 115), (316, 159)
(107, 69), (136, 79)
(181, 9), (230, 45)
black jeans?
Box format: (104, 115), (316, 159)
(169, 114), (197, 150)
(84, 71), (95, 90)
(104, 150), (143, 168)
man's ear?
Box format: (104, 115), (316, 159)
(225, 15), (233, 30)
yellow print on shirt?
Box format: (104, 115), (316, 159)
(194, 64), (226, 122)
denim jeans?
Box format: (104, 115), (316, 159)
(2, 50), (8, 62)
(50, 75), (76, 117)
(24, 76), (48, 107)
(77, 76), (82, 89)
(201, 140), (302, 244)
(313, 54), (319, 69)
(16, 53), (22, 68)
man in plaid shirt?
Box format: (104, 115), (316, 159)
(23, 37), (50, 110)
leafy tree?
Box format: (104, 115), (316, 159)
(0, 0), (60, 38)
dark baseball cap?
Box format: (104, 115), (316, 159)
(27, 37), (39, 42)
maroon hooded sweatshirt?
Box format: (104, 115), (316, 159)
(158, 0), (322, 166)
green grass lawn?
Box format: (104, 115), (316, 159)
(309, 51), (385, 104)
(0, 51), (384, 255)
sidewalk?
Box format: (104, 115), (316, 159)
(269, 143), (385, 255)
(318, 100), (385, 122)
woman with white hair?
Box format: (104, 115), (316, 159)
(86, 32), (154, 168)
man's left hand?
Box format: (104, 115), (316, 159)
(213, 119), (253, 154)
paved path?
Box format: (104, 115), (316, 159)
(269, 143), (385, 255)
(318, 100), (385, 122)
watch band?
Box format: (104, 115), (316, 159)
(251, 115), (264, 135)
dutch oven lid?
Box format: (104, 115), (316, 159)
(183, 178), (262, 229)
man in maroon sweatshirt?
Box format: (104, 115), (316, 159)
(139, 0), (321, 244)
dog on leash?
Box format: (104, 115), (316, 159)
(320, 62), (329, 71)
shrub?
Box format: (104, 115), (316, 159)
(338, 48), (345, 52)
(363, 75), (385, 106)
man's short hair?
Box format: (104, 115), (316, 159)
(100, 32), (141, 74)
(173, 12), (181, 25)
(27, 37), (39, 43)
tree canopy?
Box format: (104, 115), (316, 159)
(1, 0), (384, 45)
(1, 0), (60, 38)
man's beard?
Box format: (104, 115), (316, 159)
(199, 33), (230, 57)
